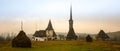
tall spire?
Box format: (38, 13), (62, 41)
(66, 4), (77, 40)
(70, 4), (72, 20)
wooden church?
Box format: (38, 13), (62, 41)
(33, 20), (57, 41)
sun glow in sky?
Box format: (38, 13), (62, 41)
(0, 0), (120, 34)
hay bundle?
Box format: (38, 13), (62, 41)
(12, 30), (31, 48)
(86, 35), (93, 42)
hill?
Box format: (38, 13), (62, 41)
(107, 31), (120, 41)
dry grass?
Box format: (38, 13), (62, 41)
(0, 40), (120, 51)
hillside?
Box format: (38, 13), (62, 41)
(107, 31), (120, 41)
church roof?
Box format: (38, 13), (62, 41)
(33, 20), (57, 37)
(46, 20), (53, 30)
(53, 31), (57, 37)
(96, 30), (110, 39)
(33, 30), (46, 37)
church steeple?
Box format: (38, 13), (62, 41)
(46, 19), (57, 38)
(69, 4), (73, 29)
(70, 5), (72, 20)
(46, 19), (53, 30)
(66, 4), (77, 40)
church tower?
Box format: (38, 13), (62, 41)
(46, 20), (57, 40)
(66, 5), (77, 40)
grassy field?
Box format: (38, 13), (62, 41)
(0, 40), (120, 51)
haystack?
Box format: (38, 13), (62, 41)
(96, 30), (110, 41)
(86, 35), (93, 42)
(12, 30), (31, 48)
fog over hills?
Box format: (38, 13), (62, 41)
(0, 31), (120, 41)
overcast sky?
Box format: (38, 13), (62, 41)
(0, 0), (120, 34)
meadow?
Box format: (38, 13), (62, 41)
(0, 40), (120, 51)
